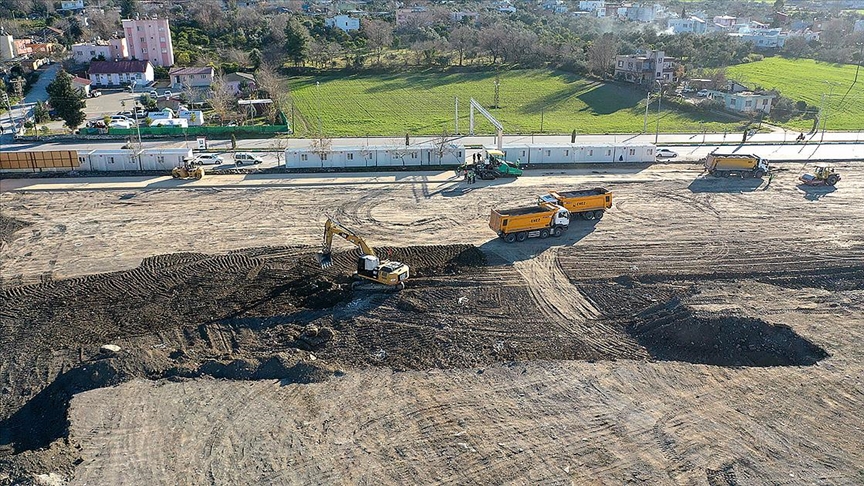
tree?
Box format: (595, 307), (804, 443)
(284, 18), (311, 65)
(363, 19), (393, 64)
(449, 25), (475, 67)
(586, 33), (617, 79)
(46, 70), (86, 130)
(249, 48), (263, 70)
(255, 63), (287, 124)
(773, 0), (784, 11)
(33, 101), (50, 123)
(209, 72), (235, 125)
(119, 0), (139, 19)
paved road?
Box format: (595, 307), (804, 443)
(1, 64), (60, 142)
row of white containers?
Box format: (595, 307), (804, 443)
(284, 143), (657, 168)
(76, 148), (193, 171)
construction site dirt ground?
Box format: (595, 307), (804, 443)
(1, 162), (862, 484)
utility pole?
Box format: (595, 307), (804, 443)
(654, 80), (662, 145)
(820, 81), (839, 143)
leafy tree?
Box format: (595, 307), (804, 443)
(249, 48), (262, 70)
(119, 0), (138, 19)
(284, 18), (310, 65)
(33, 101), (50, 123)
(47, 71), (86, 130)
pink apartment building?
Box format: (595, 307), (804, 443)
(122, 18), (174, 67)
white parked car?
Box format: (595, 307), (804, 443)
(656, 148), (678, 159)
(108, 120), (135, 129)
(234, 152), (264, 165)
(697, 89), (710, 97)
(193, 153), (224, 165)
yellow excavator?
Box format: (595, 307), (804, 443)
(317, 218), (410, 290)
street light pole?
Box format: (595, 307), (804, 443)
(654, 80), (662, 145)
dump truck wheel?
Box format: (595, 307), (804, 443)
(553, 227), (563, 237)
(582, 211), (596, 221)
(540, 229), (550, 239)
(754, 169), (766, 178)
(827, 175), (839, 186)
(516, 232), (527, 242)
(593, 210), (604, 219)
(504, 233), (516, 243)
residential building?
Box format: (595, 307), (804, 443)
(729, 28), (786, 49)
(72, 42), (112, 62)
(108, 38), (129, 59)
(325, 15), (360, 32)
(614, 49), (678, 84)
(708, 89), (775, 114)
(59, 0), (84, 10)
(396, 6), (428, 26)
(626, 4), (659, 22)
(88, 60), (154, 87)
(223, 72), (256, 95)
(713, 15), (736, 30)
(451, 11), (479, 22)
(27, 43), (63, 56)
(169, 66), (215, 90)
(71, 76), (92, 96)
(668, 16), (707, 35)
(578, 0), (603, 11)
(12, 39), (34, 57)
(0, 34), (14, 60)
(122, 18), (174, 67)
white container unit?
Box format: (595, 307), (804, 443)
(500, 145), (529, 163)
(575, 144), (616, 163)
(78, 150), (136, 171)
(139, 148), (193, 171)
(527, 145), (577, 164)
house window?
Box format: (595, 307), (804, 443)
(162, 48), (167, 53)
(157, 156), (165, 163)
(160, 37), (165, 42)
(564, 150), (569, 156)
(588, 150), (593, 156)
(411, 153), (417, 159)
(140, 37), (145, 43)
(618, 61), (623, 67)
(629, 149), (636, 155)
(300, 154), (308, 161)
(545, 150), (551, 156)
(762, 99), (768, 105)
(321, 154), (328, 160)
(521, 151), (526, 156)
(606, 150), (612, 156)
(745, 100), (752, 107)
(137, 26), (141, 31)
(109, 157), (115, 163)
(347, 153), (354, 160)
(647, 149), (653, 155)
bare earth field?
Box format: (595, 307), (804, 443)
(1, 163), (863, 484)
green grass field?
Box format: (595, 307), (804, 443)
(726, 57), (864, 131)
(285, 70), (742, 137)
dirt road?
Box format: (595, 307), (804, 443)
(1, 162), (862, 484)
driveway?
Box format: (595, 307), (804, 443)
(24, 63), (61, 105)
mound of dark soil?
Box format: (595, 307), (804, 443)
(627, 299), (828, 367)
(0, 215), (31, 245)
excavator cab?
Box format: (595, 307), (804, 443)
(318, 218), (409, 290)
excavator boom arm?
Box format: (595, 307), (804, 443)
(321, 219), (376, 258)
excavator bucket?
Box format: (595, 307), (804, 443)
(317, 251), (333, 268)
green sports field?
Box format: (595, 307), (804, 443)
(726, 57), (864, 131)
(286, 70), (741, 137)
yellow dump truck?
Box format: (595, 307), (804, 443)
(538, 188), (612, 221)
(703, 152), (770, 178)
(489, 203), (571, 243)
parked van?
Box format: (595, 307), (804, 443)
(234, 152), (264, 165)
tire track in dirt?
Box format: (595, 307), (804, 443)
(510, 247), (646, 360)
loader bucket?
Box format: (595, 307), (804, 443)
(317, 252), (333, 268)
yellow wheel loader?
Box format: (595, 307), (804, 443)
(317, 218), (409, 291)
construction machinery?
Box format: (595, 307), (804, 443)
(538, 188), (612, 220)
(171, 158), (205, 180)
(703, 152), (770, 178)
(318, 218), (410, 290)
(456, 150), (523, 181)
(489, 203), (571, 242)
(799, 165), (841, 186)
